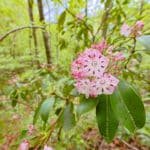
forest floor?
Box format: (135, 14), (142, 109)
(82, 128), (149, 150)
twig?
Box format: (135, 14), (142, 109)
(121, 139), (138, 150)
(0, 26), (44, 42)
(99, 139), (105, 150)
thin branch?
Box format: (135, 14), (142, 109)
(0, 26), (44, 42)
(121, 140), (138, 150)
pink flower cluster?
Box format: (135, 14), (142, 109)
(121, 21), (144, 37)
(71, 41), (124, 98)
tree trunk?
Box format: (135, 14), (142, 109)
(101, 1), (113, 39)
(37, 0), (52, 64)
(28, 0), (40, 67)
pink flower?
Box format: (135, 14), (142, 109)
(136, 21), (144, 29)
(75, 79), (91, 98)
(71, 46), (120, 98)
(93, 73), (119, 95)
(44, 145), (53, 150)
(18, 139), (29, 150)
(75, 74), (119, 97)
(71, 49), (109, 80)
(121, 21), (144, 37)
(112, 52), (125, 61)
(91, 40), (108, 53)
(120, 24), (131, 37)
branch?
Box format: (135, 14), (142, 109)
(0, 26), (44, 42)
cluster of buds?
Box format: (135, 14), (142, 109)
(27, 124), (35, 136)
(71, 40), (125, 98)
(121, 21), (144, 37)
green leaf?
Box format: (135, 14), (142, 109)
(33, 100), (43, 124)
(40, 97), (55, 123)
(58, 11), (66, 31)
(111, 80), (145, 133)
(96, 95), (119, 143)
(62, 103), (76, 131)
(76, 96), (99, 116)
(10, 90), (18, 107)
(137, 35), (150, 52)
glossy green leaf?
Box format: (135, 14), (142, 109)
(76, 96), (99, 116)
(111, 80), (145, 133)
(62, 103), (76, 131)
(96, 95), (119, 143)
(40, 96), (55, 123)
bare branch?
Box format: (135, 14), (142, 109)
(0, 26), (44, 42)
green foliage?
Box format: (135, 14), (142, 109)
(62, 102), (76, 131)
(96, 95), (119, 143)
(76, 96), (99, 116)
(58, 11), (66, 31)
(95, 80), (145, 142)
(111, 80), (145, 133)
(40, 97), (55, 123)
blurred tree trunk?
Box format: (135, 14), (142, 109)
(28, 0), (40, 67)
(37, 0), (52, 64)
(101, 1), (113, 39)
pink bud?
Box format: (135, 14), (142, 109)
(76, 14), (84, 20)
(91, 39), (108, 53)
(113, 52), (125, 61)
(18, 139), (29, 150)
(136, 21), (144, 29)
(12, 114), (20, 120)
(27, 124), (34, 136)
(113, 66), (119, 70)
(44, 145), (53, 150)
